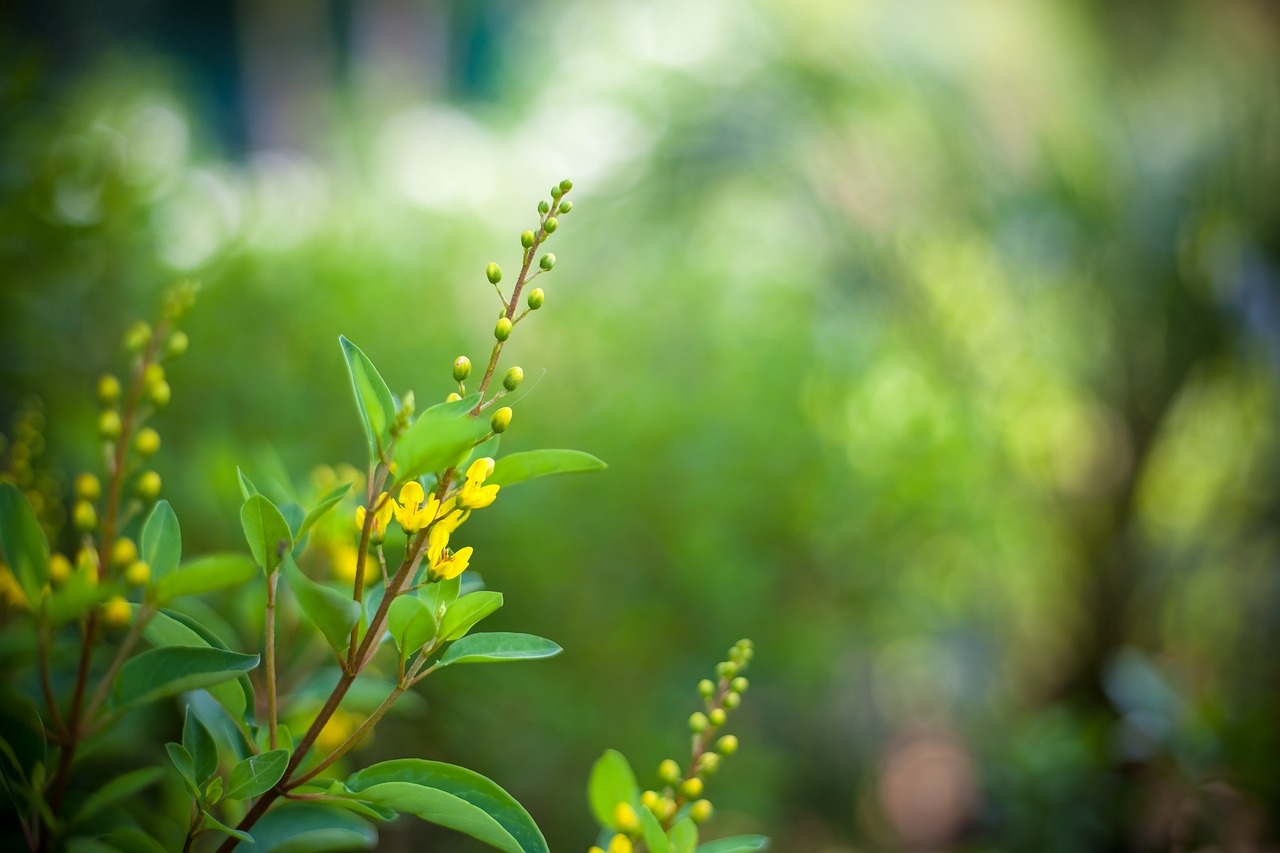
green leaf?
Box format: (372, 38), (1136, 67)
(245, 802), (378, 852)
(641, 806), (671, 853)
(140, 501), (182, 580)
(237, 466), (258, 501)
(0, 482), (49, 603)
(299, 483), (353, 540)
(103, 827), (169, 853)
(283, 553), (360, 656)
(588, 749), (638, 829)
(153, 553), (258, 603)
(423, 577), (460, 615)
(387, 595), (437, 658)
(183, 706), (219, 784)
(206, 776), (224, 805)
(203, 809), (254, 843)
(240, 494), (293, 573)
(0, 682), (46, 776)
(226, 748), (289, 800)
(141, 609), (254, 724)
(340, 335), (398, 464)
(115, 646), (259, 712)
(255, 723), (293, 756)
(281, 502), (307, 542)
(462, 434), (501, 473)
(438, 632), (561, 668)
(343, 759), (548, 853)
(488, 449), (607, 489)
(393, 395), (488, 482)
(166, 742), (201, 798)
(695, 837), (770, 853)
(669, 818), (699, 853)
(72, 767), (165, 825)
(439, 591), (503, 642)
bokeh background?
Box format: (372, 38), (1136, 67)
(3, 0), (1280, 850)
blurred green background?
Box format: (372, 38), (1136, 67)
(3, 0), (1280, 850)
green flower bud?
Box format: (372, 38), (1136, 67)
(494, 317), (512, 341)
(698, 679), (716, 698)
(124, 321), (151, 353)
(558, 200), (573, 214)
(136, 471), (162, 503)
(143, 363), (164, 388)
(135, 427), (161, 457)
(736, 638), (753, 651)
(490, 406), (512, 434)
(149, 380), (171, 409)
(486, 263), (503, 285)
(76, 473), (101, 502)
(539, 253), (556, 271)
(689, 799), (713, 824)
(98, 374), (121, 405)
(698, 753), (720, 775)
(527, 288), (545, 310)
(559, 178), (573, 193)
(98, 410), (122, 440)
(724, 691), (741, 710)
(731, 676), (749, 693)
(543, 216), (558, 233)
(446, 392), (462, 403)
(716, 661), (738, 680)
(679, 778), (704, 799)
(550, 184), (563, 199)
(689, 712), (709, 733)
(73, 500), (97, 532)
(537, 200), (551, 215)
(503, 366), (524, 391)
(166, 330), (189, 357)
(716, 735), (738, 756)
(453, 356), (472, 382)
(658, 759), (681, 785)
(708, 707), (727, 727)
(521, 230), (536, 248)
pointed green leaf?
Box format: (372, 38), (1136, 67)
(488, 449), (607, 489)
(202, 809), (254, 843)
(140, 500), (182, 580)
(141, 609), (253, 723)
(0, 482), (49, 602)
(153, 553), (258, 603)
(72, 767), (165, 825)
(695, 837), (770, 853)
(670, 818), (699, 853)
(183, 706), (219, 784)
(424, 577), (460, 615)
(340, 336), (398, 464)
(166, 742), (200, 798)
(205, 775), (225, 805)
(283, 554), (360, 657)
(343, 758), (548, 853)
(393, 395), (488, 483)
(438, 632), (561, 668)
(299, 483), (353, 540)
(226, 748), (290, 800)
(588, 749), (638, 829)
(439, 591), (503, 642)
(0, 682), (46, 776)
(387, 595), (437, 658)
(115, 646), (259, 712)
(241, 494), (292, 573)
(641, 806), (671, 853)
(246, 802), (378, 852)
(237, 466), (258, 501)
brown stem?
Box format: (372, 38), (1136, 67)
(289, 685), (403, 788)
(36, 630), (67, 738)
(83, 609), (151, 724)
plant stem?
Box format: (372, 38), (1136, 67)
(265, 570), (279, 750)
(83, 609), (151, 724)
(289, 685), (403, 788)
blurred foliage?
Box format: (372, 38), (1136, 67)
(3, 0), (1280, 849)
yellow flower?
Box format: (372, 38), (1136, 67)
(426, 523), (473, 581)
(315, 707), (357, 752)
(332, 543), (379, 586)
(393, 481), (439, 534)
(457, 457), (499, 509)
(355, 492), (394, 542)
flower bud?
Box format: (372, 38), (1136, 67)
(539, 253), (556, 271)
(724, 692), (741, 710)
(490, 407), (512, 434)
(73, 500), (97, 532)
(537, 200), (551, 215)
(136, 471), (162, 503)
(559, 178), (573, 193)
(521, 230), (536, 248)
(166, 330), (189, 357)
(446, 392), (462, 403)
(103, 595), (132, 628)
(640, 790), (660, 812)
(716, 661), (738, 680)
(608, 835), (633, 853)
(527, 288), (545, 310)
(149, 380), (171, 409)
(550, 184), (563, 199)
(98, 374), (121, 405)
(111, 537), (138, 568)
(76, 473), (101, 502)
(613, 802), (640, 833)
(124, 321), (151, 353)
(689, 799), (714, 824)
(98, 410), (122, 440)
(143, 363), (164, 387)
(716, 735), (739, 756)
(486, 263), (503, 284)
(125, 560), (151, 586)
(453, 356), (472, 382)
(135, 427), (161, 457)
(543, 216), (558, 233)
(689, 712), (709, 733)
(558, 200), (573, 214)
(731, 676), (749, 693)
(658, 759), (682, 785)
(49, 553), (72, 584)
(709, 708), (727, 727)
(698, 678), (715, 698)
(494, 317), (512, 341)
(503, 367), (523, 391)
(658, 798), (677, 822)
(679, 778), (704, 800)
(698, 752), (720, 775)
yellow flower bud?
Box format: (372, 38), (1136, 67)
(607, 835), (632, 853)
(125, 560), (151, 586)
(640, 790), (660, 812)
(724, 692), (741, 710)
(446, 392), (462, 403)
(453, 356), (472, 382)
(539, 253), (556, 271)
(103, 595), (132, 628)
(143, 363), (165, 387)
(73, 500), (97, 532)
(48, 553), (72, 584)
(716, 735), (738, 756)
(613, 802), (640, 834)
(136, 471), (162, 503)
(486, 263), (503, 285)
(490, 407), (512, 434)
(689, 799), (713, 824)
(503, 367), (523, 392)
(527, 288), (545, 310)
(149, 380), (171, 409)
(111, 537), (138, 568)
(135, 427), (161, 456)
(698, 753), (720, 775)
(494, 317), (512, 342)
(589, 848), (606, 853)
(679, 778), (703, 799)
(521, 230), (536, 248)
(709, 708), (726, 727)
(124, 321), (151, 353)
(98, 410), (122, 440)
(689, 712), (709, 733)
(76, 472), (101, 502)
(658, 759), (681, 785)
(166, 330), (189, 357)
(543, 216), (558, 234)
(98, 374), (121, 404)
(659, 797), (677, 822)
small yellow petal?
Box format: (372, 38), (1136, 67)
(398, 480), (424, 509)
(465, 457), (495, 483)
